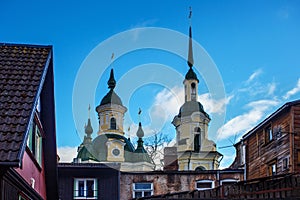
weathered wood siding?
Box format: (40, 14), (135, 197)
(293, 104), (300, 172)
(246, 108), (292, 179)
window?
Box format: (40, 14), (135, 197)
(110, 117), (116, 129)
(282, 157), (289, 170)
(195, 180), (214, 190)
(74, 179), (97, 199)
(27, 119), (42, 165)
(194, 127), (201, 152)
(297, 150), (300, 164)
(265, 125), (273, 143)
(133, 183), (153, 198)
(268, 162), (276, 176)
(191, 83), (196, 101)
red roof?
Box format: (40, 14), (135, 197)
(0, 43), (51, 165)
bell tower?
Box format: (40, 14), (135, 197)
(172, 8), (222, 171)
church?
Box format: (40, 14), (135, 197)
(74, 20), (222, 173)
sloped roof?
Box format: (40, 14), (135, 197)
(0, 43), (51, 165)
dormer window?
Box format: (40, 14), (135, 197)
(110, 117), (116, 130)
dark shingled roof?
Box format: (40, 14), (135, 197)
(0, 43), (51, 165)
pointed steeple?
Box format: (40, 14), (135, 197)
(185, 7), (199, 82)
(108, 69), (116, 90)
(83, 105), (93, 145)
(187, 7), (194, 68)
(134, 120), (152, 163)
(187, 26), (194, 68)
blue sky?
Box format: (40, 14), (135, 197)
(1, 0), (300, 168)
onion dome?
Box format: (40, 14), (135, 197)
(136, 122), (144, 138)
(98, 69), (123, 106)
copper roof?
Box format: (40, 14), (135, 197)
(0, 43), (51, 165)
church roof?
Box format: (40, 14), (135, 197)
(100, 89), (123, 106)
(98, 69), (123, 106)
(77, 146), (98, 162)
(185, 67), (199, 82)
(178, 101), (210, 119)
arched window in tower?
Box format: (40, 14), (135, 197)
(194, 127), (201, 152)
(191, 82), (196, 101)
(110, 117), (116, 130)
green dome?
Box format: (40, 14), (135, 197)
(99, 89), (123, 106)
(178, 101), (210, 119)
(77, 146), (98, 162)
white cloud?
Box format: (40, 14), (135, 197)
(57, 146), (78, 162)
(246, 69), (263, 84)
(283, 78), (300, 99)
(217, 100), (279, 140)
(130, 19), (158, 41)
(199, 93), (233, 115)
(267, 82), (276, 96)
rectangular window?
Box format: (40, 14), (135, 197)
(74, 179), (97, 199)
(268, 162), (276, 176)
(282, 157), (289, 170)
(133, 183), (153, 198)
(297, 150), (300, 164)
(27, 119), (42, 165)
(265, 125), (273, 143)
(196, 180), (214, 190)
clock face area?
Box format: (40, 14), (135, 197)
(112, 148), (120, 156)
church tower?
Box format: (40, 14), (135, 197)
(96, 69), (127, 135)
(172, 10), (222, 171)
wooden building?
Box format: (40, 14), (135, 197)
(0, 44), (58, 199)
(230, 100), (300, 180)
(58, 163), (120, 200)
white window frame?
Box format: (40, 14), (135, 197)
(133, 182), (153, 198)
(195, 180), (214, 190)
(74, 178), (97, 199)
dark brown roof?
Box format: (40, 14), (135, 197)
(0, 43), (51, 166)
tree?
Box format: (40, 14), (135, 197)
(143, 131), (173, 170)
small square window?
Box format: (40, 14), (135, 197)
(74, 179), (97, 199)
(133, 183), (153, 198)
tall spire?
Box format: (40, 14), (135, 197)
(187, 7), (194, 68)
(108, 68), (116, 90)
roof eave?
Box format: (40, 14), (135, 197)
(242, 100), (300, 140)
(16, 48), (52, 167)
